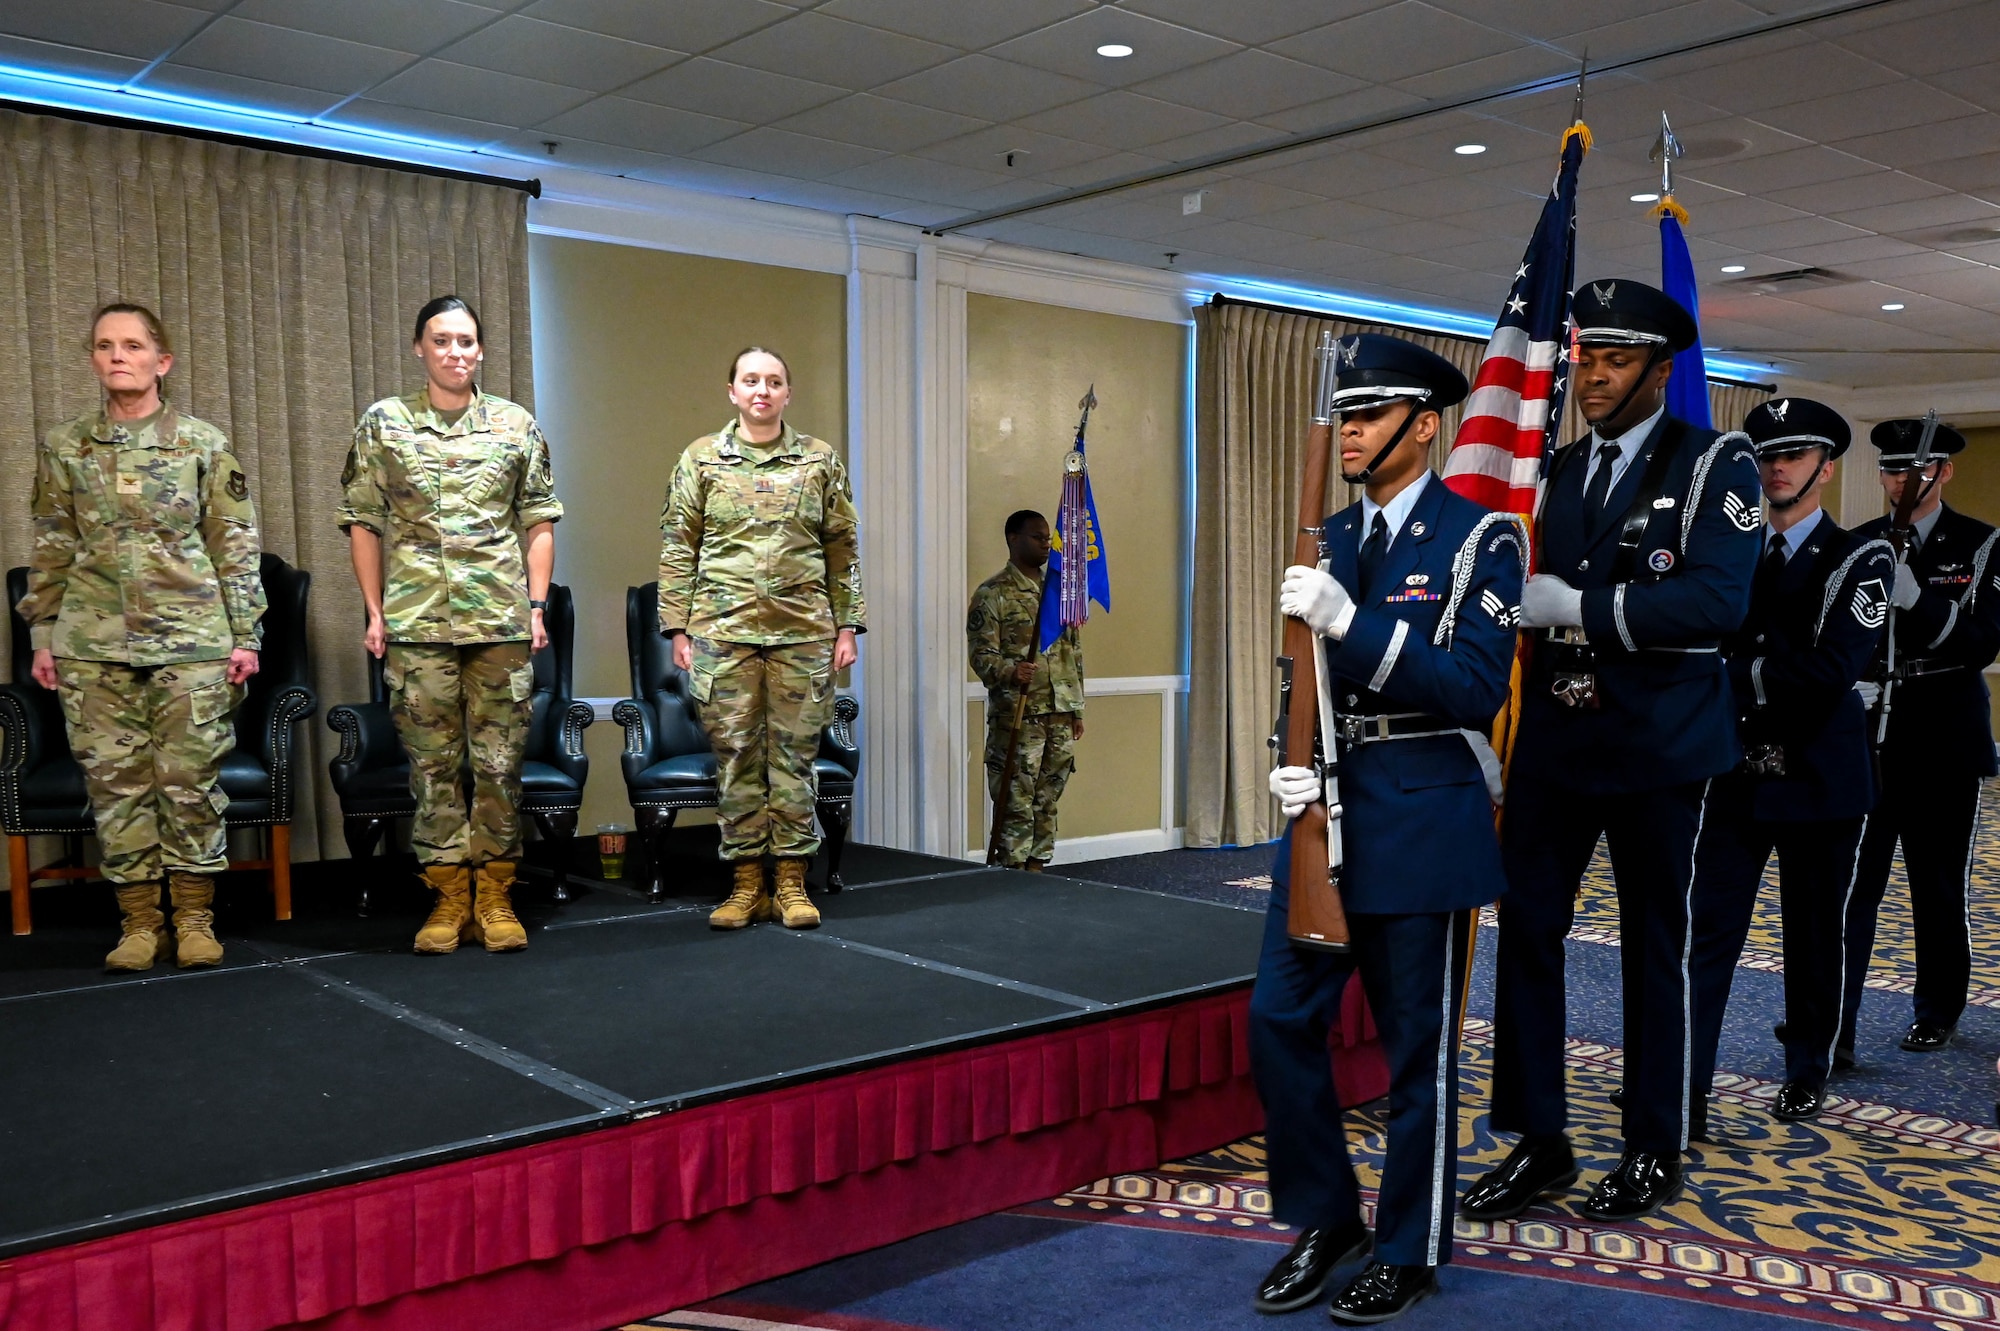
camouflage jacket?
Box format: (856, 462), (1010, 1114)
(967, 561), (1084, 715)
(339, 391), (564, 645)
(659, 421), (866, 644)
(19, 403), (265, 665)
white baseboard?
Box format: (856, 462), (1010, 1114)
(962, 827), (1186, 864)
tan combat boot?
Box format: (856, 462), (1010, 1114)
(710, 859), (772, 930)
(469, 860), (528, 952)
(104, 881), (173, 972)
(414, 863), (474, 954)
(167, 870), (225, 968)
(1025, 859), (1047, 873)
(772, 858), (820, 930)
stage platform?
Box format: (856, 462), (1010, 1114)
(0, 842), (1290, 1331)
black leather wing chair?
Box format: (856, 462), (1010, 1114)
(325, 582), (593, 914)
(612, 582), (858, 901)
(2, 555), (318, 934)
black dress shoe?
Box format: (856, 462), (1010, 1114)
(1900, 1021), (1955, 1052)
(1327, 1261), (1437, 1325)
(1771, 1079), (1824, 1122)
(1581, 1150), (1682, 1221)
(1254, 1220), (1371, 1314)
(1460, 1136), (1578, 1221)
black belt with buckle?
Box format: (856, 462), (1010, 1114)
(1333, 711), (1458, 745)
(1894, 658), (1965, 679)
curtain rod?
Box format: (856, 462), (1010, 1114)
(0, 97), (541, 198)
(1206, 294), (1777, 393)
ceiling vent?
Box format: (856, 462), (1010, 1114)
(1677, 136), (1753, 162)
(1721, 266), (1853, 293)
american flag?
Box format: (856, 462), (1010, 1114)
(1442, 123), (1590, 514)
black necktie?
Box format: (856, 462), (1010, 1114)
(1581, 440), (1622, 540)
(1358, 511), (1389, 600)
(1755, 531), (1787, 600)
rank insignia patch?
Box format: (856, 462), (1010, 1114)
(1852, 577), (1889, 629)
(226, 469), (249, 501)
(1722, 491), (1761, 532)
(1479, 588), (1520, 627)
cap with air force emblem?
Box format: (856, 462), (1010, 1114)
(1571, 278), (1698, 352)
(1871, 417), (1967, 469)
(1327, 333), (1470, 413)
(1743, 397), (1851, 461)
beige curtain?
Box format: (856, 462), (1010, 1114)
(0, 107), (533, 874)
(1187, 298), (1769, 847)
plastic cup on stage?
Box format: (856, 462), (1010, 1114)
(596, 823), (630, 880)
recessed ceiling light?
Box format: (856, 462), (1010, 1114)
(1096, 43), (1133, 57)
(1630, 192), (1660, 203)
(1881, 302), (1906, 311)
(1720, 264), (1746, 273)
(1455, 143), (1486, 155)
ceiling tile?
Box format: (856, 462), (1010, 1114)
(1756, 81), (1982, 144)
(1342, 216), (1484, 255)
(324, 97), (514, 147)
(485, 130), (679, 177)
(1832, 5), (2000, 76)
(915, 125), (1111, 176)
(1130, 50), (1361, 122)
(1175, 177), (1325, 221)
(707, 12), (955, 90)
(1257, 197), (1420, 238)
(1034, 149), (1170, 189)
(1110, 0), (1337, 44)
(1345, 175), (1533, 220)
(1837, 115), (2000, 170)
(1273, 2), (1519, 82)
(987, 9), (1239, 89)
(1392, 42), (1582, 103)
(1767, 235), (1929, 268)
(829, 154), (1026, 204)
(1689, 144), (1883, 194)
(1661, 40), (1901, 115)
(692, 125), (886, 179)
(1908, 152), (2000, 194)
(877, 54), (1096, 121)
(435, 16), (681, 92)
(1015, 90), (1228, 151)
(621, 57), (844, 120)
(819, 0), (1090, 50)
(230, 0), (497, 54)
(1558, 0), (1774, 63)
(1704, 215), (1873, 253)
(371, 58), (593, 125)
(0, 0), (210, 61)
(1260, 84), (1430, 136)
(1142, 121), (1285, 167)
(1927, 66), (2000, 116)
(1423, 0), (1671, 42)
(0, 32), (148, 82)
(1768, 172), (1947, 217)
(518, 0), (794, 52)
(168, 16), (415, 94)
(773, 94), (986, 154)
(537, 95), (746, 153)
(136, 63), (341, 116)
(1848, 251), (1985, 280)
(1835, 192), (2000, 238)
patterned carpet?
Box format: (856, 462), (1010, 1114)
(623, 797), (2000, 1331)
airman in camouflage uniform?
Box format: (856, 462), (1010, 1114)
(19, 308), (265, 973)
(660, 408), (865, 931)
(341, 375), (563, 955)
(968, 511), (1084, 869)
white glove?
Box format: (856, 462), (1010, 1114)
(1268, 764), (1320, 819)
(1518, 574), (1584, 629)
(1280, 565), (1357, 640)
(1892, 563), (1921, 610)
(1854, 680), (1881, 709)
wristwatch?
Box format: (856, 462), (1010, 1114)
(529, 598), (548, 610)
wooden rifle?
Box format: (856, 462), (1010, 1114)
(1872, 408), (1938, 764)
(1272, 332), (1351, 953)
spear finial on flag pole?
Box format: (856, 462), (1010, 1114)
(1651, 109), (1711, 427)
(1651, 110), (1683, 198)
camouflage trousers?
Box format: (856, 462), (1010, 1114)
(56, 657), (239, 885)
(691, 637), (835, 861)
(385, 641), (533, 866)
(984, 708), (1077, 866)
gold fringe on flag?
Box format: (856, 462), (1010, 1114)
(1562, 120), (1593, 154)
(1652, 193), (1691, 225)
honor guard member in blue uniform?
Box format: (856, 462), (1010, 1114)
(1686, 398), (1893, 1126)
(1464, 280), (1761, 1223)
(1840, 420), (2000, 1054)
(1258, 334), (1525, 1324)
